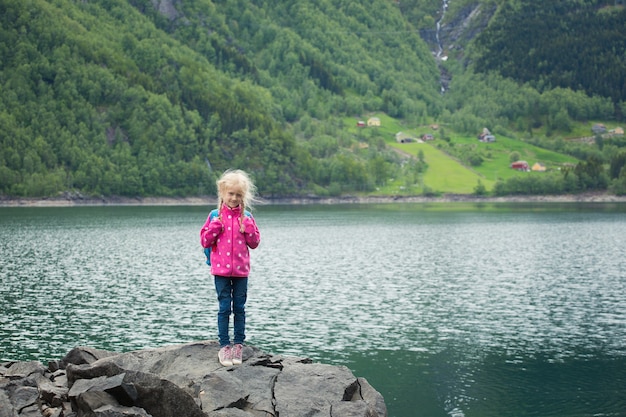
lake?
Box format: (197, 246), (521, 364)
(1, 203), (625, 417)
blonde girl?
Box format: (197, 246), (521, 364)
(200, 169), (261, 366)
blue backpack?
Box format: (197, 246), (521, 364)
(204, 208), (252, 266)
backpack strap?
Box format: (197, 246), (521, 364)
(204, 209), (219, 266)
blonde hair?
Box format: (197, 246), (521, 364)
(216, 169), (257, 211)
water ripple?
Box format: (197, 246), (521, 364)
(2, 205), (626, 417)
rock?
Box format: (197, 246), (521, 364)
(150, 0), (179, 21)
(0, 390), (16, 417)
(0, 341), (387, 417)
(91, 404), (152, 417)
(51, 347), (118, 372)
(3, 361), (46, 379)
(438, 3), (498, 55)
(272, 357), (384, 417)
(37, 379), (68, 407)
(0, 372), (41, 416)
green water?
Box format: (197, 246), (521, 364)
(1, 203), (625, 417)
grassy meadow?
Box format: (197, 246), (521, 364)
(346, 114), (585, 195)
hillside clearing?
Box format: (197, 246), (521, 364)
(390, 141), (494, 194)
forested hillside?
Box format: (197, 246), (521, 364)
(470, 0), (626, 110)
(0, 0), (303, 197)
(1, 0), (626, 199)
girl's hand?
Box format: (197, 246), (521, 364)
(208, 217), (224, 233)
(241, 217), (255, 234)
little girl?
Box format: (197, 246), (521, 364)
(200, 169), (261, 366)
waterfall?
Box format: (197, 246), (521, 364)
(435, 0), (448, 59)
(435, 0), (449, 93)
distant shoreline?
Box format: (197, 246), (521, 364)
(2, 192), (626, 207)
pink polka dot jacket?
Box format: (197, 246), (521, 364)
(200, 205), (261, 278)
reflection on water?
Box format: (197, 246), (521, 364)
(345, 349), (626, 417)
(251, 205), (626, 360)
(1, 204), (626, 417)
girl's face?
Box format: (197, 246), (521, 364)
(223, 186), (244, 209)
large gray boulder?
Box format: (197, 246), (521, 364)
(1, 341), (386, 417)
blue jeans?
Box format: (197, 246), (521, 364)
(214, 276), (248, 347)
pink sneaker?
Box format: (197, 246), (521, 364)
(218, 345), (233, 366)
(232, 344), (243, 365)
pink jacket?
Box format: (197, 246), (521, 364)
(200, 205), (260, 278)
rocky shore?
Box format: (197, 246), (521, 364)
(2, 191), (626, 207)
(0, 341), (386, 417)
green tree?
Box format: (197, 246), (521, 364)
(509, 151), (521, 163)
(474, 179), (487, 196)
(609, 151), (626, 179)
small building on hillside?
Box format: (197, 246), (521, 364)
(367, 117), (381, 127)
(511, 160), (530, 171)
(422, 133), (434, 141)
(610, 127), (624, 135)
(532, 162), (547, 172)
(395, 132), (418, 143)
(592, 123), (607, 134)
(478, 127), (496, 142)
(356, 120), (366, 127)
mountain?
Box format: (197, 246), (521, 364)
(1, 0), (625, 199)
(469, 0), (626, 109)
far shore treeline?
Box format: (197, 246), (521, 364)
(1, 0), (626, 199)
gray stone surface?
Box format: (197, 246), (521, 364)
(1, 341), (387, 417)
